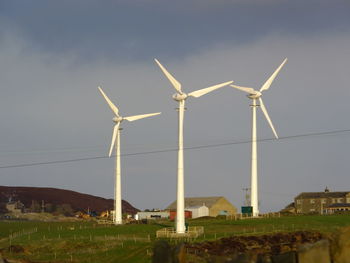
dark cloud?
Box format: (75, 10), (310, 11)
(0, 1), (349, 62)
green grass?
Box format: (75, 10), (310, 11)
(1, 214), (350, 262)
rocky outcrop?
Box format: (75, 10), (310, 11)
(153, 229), (350, 263)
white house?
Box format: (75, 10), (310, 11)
(186, 205), (209, 218)
(135, 211), (169, 220)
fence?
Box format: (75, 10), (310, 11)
(226, 212), (281, 220)
(156, 226), (204, 238)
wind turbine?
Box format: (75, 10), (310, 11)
(155, 59), (233, 233)
(98, 86), (161, 225)
(230, 58), (287, 216)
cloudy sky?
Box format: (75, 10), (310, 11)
(0, 0), (350, 212)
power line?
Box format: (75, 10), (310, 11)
(0, 128), (350, 170)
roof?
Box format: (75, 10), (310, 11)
(166, 196), (226, 210)
(186, 205), (208, 209)
(279, 202), (295, 213)
(137, 211), (169, 215)
(295, 192), (350, 199)
(6, 200), (24, 205)
(326, 203), (350, 208)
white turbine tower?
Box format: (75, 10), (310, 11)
(155, 59), (233, 233)
(231, 58), (287, 216)
(98, 86), (161, 225)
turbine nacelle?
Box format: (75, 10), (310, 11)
(172, 93), (188, 101)
(247, 91), (262, 99)
(113, 116), (123, 123)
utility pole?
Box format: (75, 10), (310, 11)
(242, 188), (251, 206)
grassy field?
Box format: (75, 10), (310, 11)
(0, 214), (350, 262)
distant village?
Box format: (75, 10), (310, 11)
(2, 186), (350, 223)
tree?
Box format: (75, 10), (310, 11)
(55, 204), (74, 216)
(30, 200), (41, 213)
(0, 203), (8, 214)
(44, 203), (55, 213)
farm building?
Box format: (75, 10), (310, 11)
(166, 196), (237, 217)
(169, 210), (192, 220)
(186, 205), (209, 218)
(135, 211), (169, 220)
(280, 202), (296, 214)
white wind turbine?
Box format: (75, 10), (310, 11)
(155, 59), (233, 233)
(98, 86), (161, 225)
(231, 58), (287, 216)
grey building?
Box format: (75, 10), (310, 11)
(135, 211), (169, 220)
(294, 188), (350, 214)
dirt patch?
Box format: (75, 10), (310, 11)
(7, 245), (25, 254)
(186, 231), (324, 258)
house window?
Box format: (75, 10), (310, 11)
(338, 198), (343, 203)
(347, 198), (350, 203)
(297, 199), (301, 204)
(297, 209), (301, 213)
(321, 199), (326, 204)
(332, 199), (336, 203)
(310, 208), (315, 212)
(310, 199), (315, 204)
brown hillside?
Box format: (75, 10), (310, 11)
(0, 186), (139, 214)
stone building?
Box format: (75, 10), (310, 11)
(166, 196), (237, 217)
(6, 200), (24, 213)
(294, 188), (350, 214)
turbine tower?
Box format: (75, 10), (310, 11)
(98, 86), (161, 225)
(231, 58), (287, 216)
(155, 59), (233, 233)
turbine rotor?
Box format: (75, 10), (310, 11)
(172, 93), (188, 101)
(113, 116), (123, 123)
(247, 91), (262, 99)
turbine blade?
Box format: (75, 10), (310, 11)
(154, 59), (182, 94)
(188, 81), (233, 98)
(259, 98), (278, 139)
(109, 122), (120, 157)
(98, 86), (120, 116)
(123, 112), (161, 122)
(230, 84), (257, 94)
(260, 58), (288, 92)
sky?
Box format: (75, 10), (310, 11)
(0, 0), (350, 213)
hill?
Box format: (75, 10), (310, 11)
(0, 186), (139, 215)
